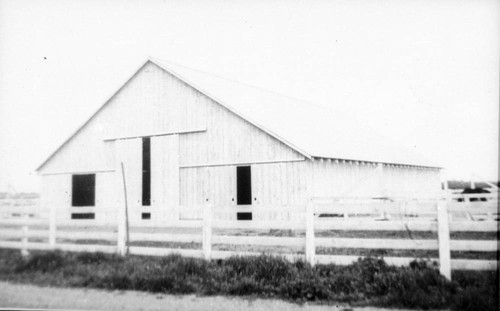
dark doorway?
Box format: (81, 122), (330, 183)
(142, 137), (151, 206)
(72, 174), (95, 206)
(236, 166), (252, 205)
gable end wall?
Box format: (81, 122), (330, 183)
(38, 61), (304, 175)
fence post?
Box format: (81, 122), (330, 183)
(437, 200), (451, 280)
(21, 213), (29, 256)
(49, 204), (56, 248)
(203, 204), (213, 261)
(305, 199), (315, 266)
(116, 190), (126, 255)
(116, 162), (130, 256)
(117, 203), (127, 256)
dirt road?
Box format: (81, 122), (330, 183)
(0, 281), (421, 311)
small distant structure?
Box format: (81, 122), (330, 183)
(459, 187), (490, 202)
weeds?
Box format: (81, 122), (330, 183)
(0, 249), (497, 310)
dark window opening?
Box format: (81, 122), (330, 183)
(72, 174), (95, 206)
(142, 137), (151, 206)
(237, 212), (252, 220)
(236, 166), (252, 205)
(142, 212), (151, 220)
(71, 213), (95, 219)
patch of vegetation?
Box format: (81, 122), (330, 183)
(128, 241), (201, 249)
(0, 249), (497, 310)
(450, 270), (499, 311)
(316, 247), (499, 260)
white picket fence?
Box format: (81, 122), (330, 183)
(0, 194), (497, 281)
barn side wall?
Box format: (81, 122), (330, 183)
(309, 159), (442, 199)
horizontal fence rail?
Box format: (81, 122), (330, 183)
(0, 196), (498, 281)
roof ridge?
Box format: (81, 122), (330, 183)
(150, 57), (331, 111)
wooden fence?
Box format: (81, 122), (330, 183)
(0, 194), (497, 281)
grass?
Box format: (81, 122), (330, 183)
(0, 249), (497, 310)
(316, 247), (499, 260)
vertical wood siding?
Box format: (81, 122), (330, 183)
(40, 172), (117, 222)
(178, 100), (303, 166)
(310, 159), (441, 199)
(179, 161), (309, 207)
(116, 138), (142, 210)
(40, 174), (71, 212)
(151, 134), (179, 208)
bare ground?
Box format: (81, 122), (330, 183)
(0, 281), (421, 311)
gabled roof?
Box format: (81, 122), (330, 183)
(152, 58), (439, 168)
(37, 58), (439, 172)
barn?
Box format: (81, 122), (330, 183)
(36, 58), (442, 224)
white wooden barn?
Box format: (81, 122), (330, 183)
(36, 58), (442, 223)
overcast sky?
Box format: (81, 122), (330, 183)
(0, 0), (498, 192)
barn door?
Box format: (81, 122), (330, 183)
(115, 135), (179, 223)
(151, 135), (179, 209)
(115, 138), (142, 212)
